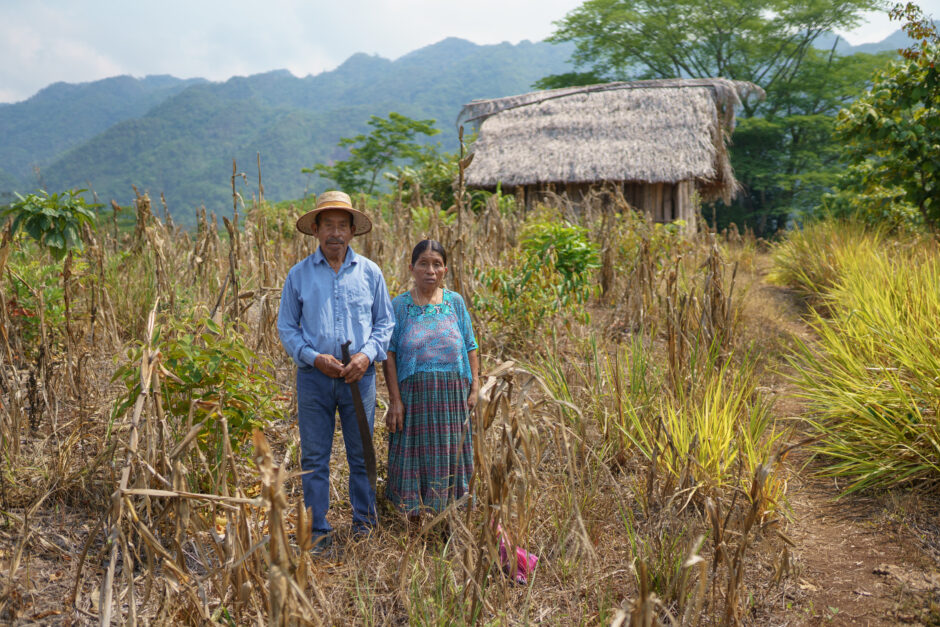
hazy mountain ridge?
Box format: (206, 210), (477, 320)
(814, 20), (938, 55)
(0, 75), (205, 184)
(16, 38), (574, 224)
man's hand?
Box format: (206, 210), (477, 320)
(340, 352), (370, 383)
(314, 354), (344, 378)
(386, 399), (404, 433)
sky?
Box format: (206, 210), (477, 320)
(1, 0), (938, 104)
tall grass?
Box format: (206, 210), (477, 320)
(524, 236), (788, 621)
(768, 220), (886, 308)
(531, 339), (782, 505)
(0, 182), (795, 624)
(774, 221), (940, 492)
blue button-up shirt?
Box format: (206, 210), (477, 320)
(277, 246), (394, 368)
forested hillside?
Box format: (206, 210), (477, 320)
(0, 75), (203, 186)
(2, 38), (574, 225)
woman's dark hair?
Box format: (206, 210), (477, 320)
(411, 239), (447, 265)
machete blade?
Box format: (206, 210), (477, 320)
(341, 340), (378, 494)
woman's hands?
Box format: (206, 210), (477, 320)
(382, 354), (403, 433)
(467, 382), (480, 413)
(386, 399), (404, 433)
(467, 349), (480, 414)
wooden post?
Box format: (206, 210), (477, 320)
(676, 181), (688, 221)
(676, 181), (697, 234)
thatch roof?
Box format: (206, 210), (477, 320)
(457, 78), (763, 203)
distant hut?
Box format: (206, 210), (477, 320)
(458, 78), (762, 226)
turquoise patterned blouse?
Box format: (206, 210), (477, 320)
(388, 290), (478, 384)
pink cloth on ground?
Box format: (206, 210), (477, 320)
(496, 524), (539, 584)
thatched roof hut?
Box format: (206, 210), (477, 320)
(458, 78), (762, 223)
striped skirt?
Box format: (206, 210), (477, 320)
(386, 371), (473, 514)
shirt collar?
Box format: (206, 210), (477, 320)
(312, 245), (358, 268)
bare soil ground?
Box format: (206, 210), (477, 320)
(783, 453), (939, 625)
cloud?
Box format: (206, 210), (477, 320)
(1, 0), (587, 101)
(0, 4), (125, 103)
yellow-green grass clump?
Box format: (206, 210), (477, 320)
(775, 223), (940, 493)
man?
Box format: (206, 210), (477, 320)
(277, 191), (393, 548)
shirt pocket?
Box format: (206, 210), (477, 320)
(345, 283), (373, 324)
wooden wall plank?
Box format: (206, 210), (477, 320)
(663, 184), (674, 221)
(653, 183), (664, 222)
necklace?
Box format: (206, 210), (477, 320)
(410, 288), (443, 307)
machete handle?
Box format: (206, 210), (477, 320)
(340, 340), (352, 365)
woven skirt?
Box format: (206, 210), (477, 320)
(386, 371), (473, 514)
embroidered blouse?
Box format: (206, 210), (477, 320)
(388, 289), (478, 383)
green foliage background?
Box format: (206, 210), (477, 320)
(830, 42), (939, 228)
(1, 18), (932, 233)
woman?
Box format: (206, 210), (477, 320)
(383, 240), (479, 524)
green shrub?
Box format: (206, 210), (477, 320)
(474, 249), (580, 342)
(519, 217), (600, 291)
(3, 239), (101, 355)
(474, 216), (600, 343)
(5, 250), (66, 349)
(113, 316), (280, 461)
(821, 161), (923, 230)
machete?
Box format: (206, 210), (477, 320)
(341, 340), (377, 494)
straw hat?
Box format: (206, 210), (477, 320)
(296, 191), (372, 236)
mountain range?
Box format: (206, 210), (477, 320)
(0, 38), (574, 225)
(0, 28), (923, 226)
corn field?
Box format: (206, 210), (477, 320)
(0, 179), (933, 625)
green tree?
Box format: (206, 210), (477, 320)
(728, 49), (893, 232)
(538, 0), (885, 234)
(540, 0), (877, 116)
(831, 3), (940, 229)
(305, 112), (440, 195)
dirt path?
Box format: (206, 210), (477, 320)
(749, 274), (940, 626)
(784, 454), (937, 625)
